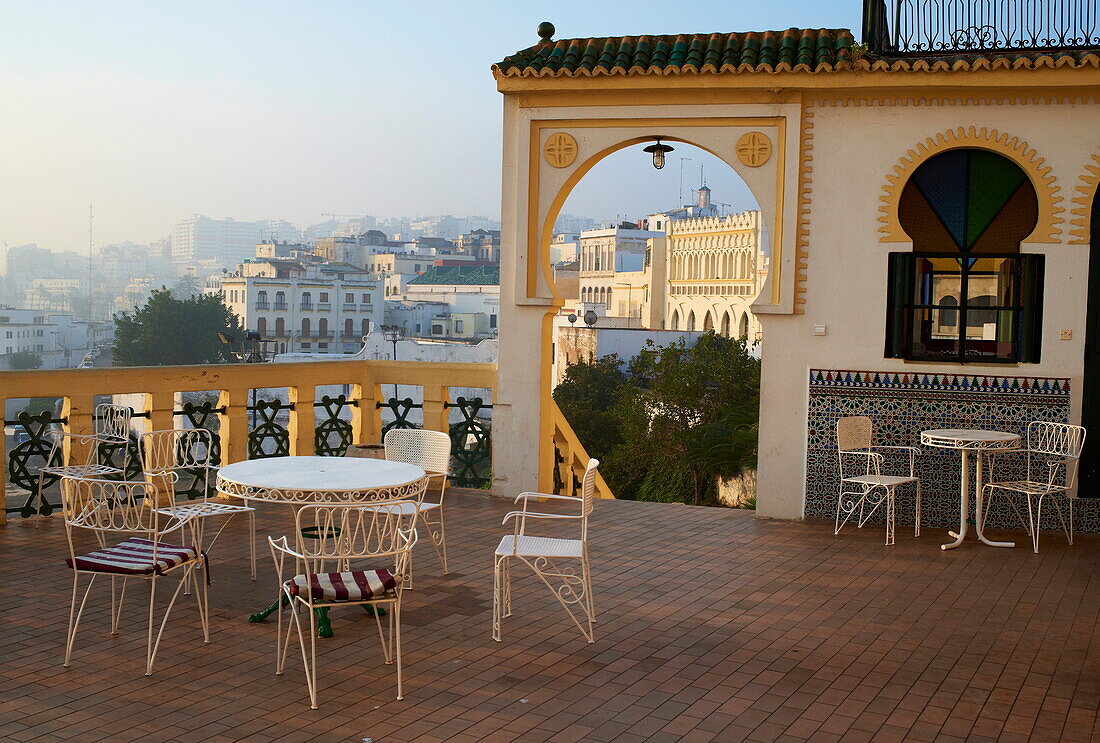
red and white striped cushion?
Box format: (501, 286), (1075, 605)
(284, 569), (396, 602)
(66, 537), (199, 576)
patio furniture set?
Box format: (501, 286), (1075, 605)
(834, 415), (1086, 551)
(52, 404), (600, 709)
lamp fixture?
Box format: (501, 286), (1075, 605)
(643, 139), (674, 170)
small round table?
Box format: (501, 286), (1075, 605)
(216, 456), (426, 635)
(920, 429), (1022, 551)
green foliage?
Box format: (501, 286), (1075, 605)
(9, 351), (43, 370)
(553, 331), (760, 507)
(112, 288), (242, 367)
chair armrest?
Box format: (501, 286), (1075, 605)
(874, 445), (921, 455)
(268, 535), (306, 559)
(514, 492), (582, 503)
(502, 510), (582, 525)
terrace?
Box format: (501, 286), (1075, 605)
(5, 492), (1100, 743)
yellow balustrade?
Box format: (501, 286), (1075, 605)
(0, 360), (496, 523)
(548, 399), (615, 500)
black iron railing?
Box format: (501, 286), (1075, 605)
(864, 0), (1100, 55)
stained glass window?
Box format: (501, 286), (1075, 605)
(886, 149), (1044, 363)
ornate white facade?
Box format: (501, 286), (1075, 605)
(664, 210), (768, 339)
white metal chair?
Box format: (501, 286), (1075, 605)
(834, 416), (922, 546)
(40, 403), (134, 499)
(61, 475), (209, 676)
(362, 428), (452, 580)
(269, 502), (417, 709)
(982, 421), (1086, 553)
(493, 458), (598, 644)
(140, 428), (257, 578)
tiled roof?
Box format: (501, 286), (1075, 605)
(493, 27), (1100, 78)
(408, 265), (501, 286)
(492, 29), (856, 77)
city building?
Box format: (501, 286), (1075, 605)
(397, 265), (500, 340)
(171, 215), (264, 266)
(312, 232), (397, 267)
(576, 223), (663, 311)
(255, 240), (311, 260)
(454, 229), (501, 262)
(0, 308), (111, 370)
(665, 210), (768, 339)
(217, 260), (384, 354)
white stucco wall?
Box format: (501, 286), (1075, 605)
(755, 100), (1100, 520)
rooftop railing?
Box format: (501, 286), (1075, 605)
(1, 359), (610, 522)
(864, 0), (1100, 55)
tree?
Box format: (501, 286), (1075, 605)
(9, 351), (43, 370)
(113, 289), (242, 366)
(553, 332), (760, 506)
(625, 333), (760, 506)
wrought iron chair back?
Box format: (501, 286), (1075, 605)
(837, 416), (881, 480)
(289, 502), (417, 568)
(95, 403), (132, 445)
(60, 476), (187, 536)
(1025, 421), (1086, 493)
(139, 428), (215, 507)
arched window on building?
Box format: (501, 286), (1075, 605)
(670, 309), (680, 330)
(256, 317), (267, 336)
(687, 310), (696, 331)
(301, 318), (311, 336)
(274, 291), (286, 310)
(256, 291), (268, 309)
(886, 148), (1043, 363)
(318, 318), (328, 337)
(275, 317), (285, 337)
(344, 318), (354, 337)
(738, 313), (749, 339)
(301, 291), (312, 310)
(703, 312), (714, 332)
(721, 311), (732, 337)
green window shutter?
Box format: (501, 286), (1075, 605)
(1017, 254), (1045, 363)
(885, 253), (913, 358)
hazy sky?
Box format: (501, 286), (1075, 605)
(0, 1), (861, 253)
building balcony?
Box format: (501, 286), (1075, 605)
(273, 302), (288, 311)
(317, 302), (331, 311)
(360, 303), (373, 311)
(299, 303), (313, 311)
(863, 0), (1100, 56)
(342, 303), (357, 312)
(295, 330), (335, 339)
(254, 302), (270, 310)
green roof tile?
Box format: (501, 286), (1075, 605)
(493, 28), (855, 77)
(407, 265), (500, 286)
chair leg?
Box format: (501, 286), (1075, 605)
(1069, 498), (1075, 546)
(525, 556), (594, 643)
(249, 509), (257, 582)
(146, 568), (190, 676)
(394, 595), (404, 701)
(583, 548), (595, 623)
(194, 563), (210, 644)
(373, 601), (392, 664)
(288, 598), (317, 709)
(417, 507), (448, 576)
(65, 573), (96, 668)
(885, 488), (896, 546)
(109, 577), (127, 636)
(914, 481), (922, 538)
(1029, 495), (1042, 554)
(492, 554), (503, 642)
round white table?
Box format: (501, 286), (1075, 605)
(216, 456), (427, 635)
(216, 456), (426, 504)
(920, 429), (1022, 551)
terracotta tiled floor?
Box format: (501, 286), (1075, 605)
(4, 492), (1100, 743)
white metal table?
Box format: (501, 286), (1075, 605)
(216, 456), (426, 635)
(920, 429), (1022, 551)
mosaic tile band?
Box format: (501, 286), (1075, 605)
(805, 368), (1100, 535)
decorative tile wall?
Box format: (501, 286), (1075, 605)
(805, 369), (1100, 534)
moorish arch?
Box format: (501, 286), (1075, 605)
(877, 126), (1063, 244)
(1070, 154), (1100, 244)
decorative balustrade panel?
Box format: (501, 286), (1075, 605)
(873, 0), (1100, 54)
(378, 397), (423, 434)
(314, 394), (355, 456)
(247, 397), (291, 459)
(5, 410), (64, 518)
(447, 396), (492, 488)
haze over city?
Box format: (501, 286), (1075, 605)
(1, 0), (859, 253)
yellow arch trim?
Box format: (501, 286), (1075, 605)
(1069, 155), (1100, 244)
(876, 126), (1063, 244)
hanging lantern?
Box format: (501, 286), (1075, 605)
(643, 139), (674, 170)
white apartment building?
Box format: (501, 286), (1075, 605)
(577, 223), (663, 308)
(0, 309), (111, 370)
(217, 261), (384, 355)
(172, 216), (264, 266)
(395, 265), (500, 339)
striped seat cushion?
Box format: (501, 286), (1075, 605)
(284, 569), (396, 602)
(66, 538), (199, 576)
